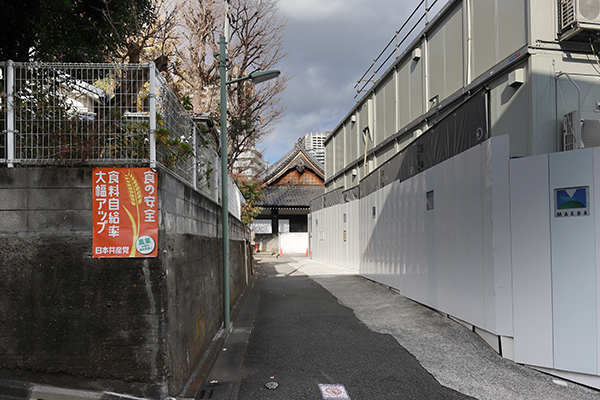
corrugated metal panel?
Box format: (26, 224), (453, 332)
(498, 0), (526, 61)
(323, 187), (344, 208)
(489, 62), (529, 157)
(375, 84), (385, 144)
(428, 3), (464, 101)
(325, 140), (334, 179)
(335, 129), (345, 174)
(346, 116), (358, 165)
(510, 154), (553, 368)
(429, 24), (446, 102)
(361, 92), (487, 198)
(309, 200), (360, 271)
(346, 200), (360, 271)
(444, 5), (464, 95)
(409, 44), (425, 122)
(375, 75), (396, 145)
(316, 136), (512, 332)
(343, 170), (358, 191)
(472, 0), (496, 79)
(385, 74), (396, 138)
(398, 60), (411, 128)
(483, 137), (513, 336)
(549, 149), (597, 374)
(359, 101), (370, 147)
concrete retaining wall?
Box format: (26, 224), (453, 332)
(0, 167), (251, 399)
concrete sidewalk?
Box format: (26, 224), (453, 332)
(203, 255), (600, 400)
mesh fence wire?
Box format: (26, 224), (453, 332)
(10, 63), (151, 164)
(1, 62), (221, 201)
(0, 63), (6, 163)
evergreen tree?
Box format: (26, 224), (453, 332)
(0, 0), (155, 62)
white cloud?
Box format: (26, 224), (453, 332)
(264, 0), (438, 163)
(279, 0), (348, 21)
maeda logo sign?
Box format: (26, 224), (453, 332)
(555, 186), (589, 218)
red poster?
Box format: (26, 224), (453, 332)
(92, 168), (158, 258)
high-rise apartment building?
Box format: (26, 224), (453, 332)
(303, 132), (327, 165)
(231, 147), (268, 177)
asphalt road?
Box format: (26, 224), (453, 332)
(201, 255), (600, 400)
(234, 260), (473, 399)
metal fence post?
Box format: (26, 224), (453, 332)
(7, 60), (14, 168)
(148, 62), (157, 169)
(193, 124), (197, 190)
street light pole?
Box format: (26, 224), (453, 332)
(218, 33), (280, 331)
(219, 34), (231, 330)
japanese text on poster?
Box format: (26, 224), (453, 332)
(93, 168), (158, 258)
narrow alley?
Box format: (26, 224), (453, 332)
(198, 256), (600, 400)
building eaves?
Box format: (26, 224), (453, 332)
(257, 186), (325, 208)
(259, 142), (324, 184)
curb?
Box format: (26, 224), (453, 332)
(0, 379), (154, 400)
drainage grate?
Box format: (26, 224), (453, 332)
(195, 383), (235, 400)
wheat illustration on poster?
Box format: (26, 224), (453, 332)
(122, 171), (143, 257)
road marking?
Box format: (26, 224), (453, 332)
(318, 384), (351, 399)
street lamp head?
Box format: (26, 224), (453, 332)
(249, 70), (281, 84)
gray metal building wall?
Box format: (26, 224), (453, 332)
(323, 0), (553, 190)
(312, 0), (600, 389)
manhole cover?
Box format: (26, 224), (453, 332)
(265, 381), (279, 390)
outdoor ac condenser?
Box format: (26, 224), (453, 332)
(559, 0), (600, 40)
(563, 110), (600, 150)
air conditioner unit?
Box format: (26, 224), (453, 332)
(559, 0), (600, 41)
(563, 110), (600, 150)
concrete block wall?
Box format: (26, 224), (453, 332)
(159, 171), (251, 394)
(254, 233), (279, 253)
(0, 167), (251, 399)
(0, 168), (92, 233)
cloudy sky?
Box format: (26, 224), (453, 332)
(260, 0), (446, 164)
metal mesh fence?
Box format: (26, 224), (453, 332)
(0, 61), (226, 202)
(195, 133), (221, 202)
(0, 63), (5, 163)
(155, 73), (195, 185)
(154, 73), (221, 201)
(10, 62), (152, 164)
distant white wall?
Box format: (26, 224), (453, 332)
(279, 232), (308, 255)
(311, 201), (359, 272)
(251, 219), (272, 234)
